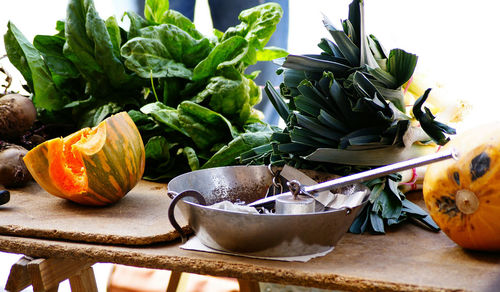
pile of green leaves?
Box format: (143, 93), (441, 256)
(240, 0), (455, 233)
(4, 0), (286, 180)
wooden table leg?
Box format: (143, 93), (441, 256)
(27, 258), (94, 291)
(237, 279), (260, 292)
(166, 271), (182, 292)
(4, 256), (96, 292)
(69, 266), (98, 292)
(5, 256), (35, 292)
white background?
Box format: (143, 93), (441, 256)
(2, 0), (500, 126)
(1, 0), (500, 290)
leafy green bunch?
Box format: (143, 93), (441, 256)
(4, 0), (287, 180)
(4, 0), (146, 128)
(123, 0), (286, 180)
(241, 0), (455, 233)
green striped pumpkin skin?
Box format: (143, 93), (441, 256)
(83, 112), (145, 205)
(24, 112), (145, 206)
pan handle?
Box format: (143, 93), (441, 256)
(167, 190), (207, 244)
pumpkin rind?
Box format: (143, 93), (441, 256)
(24, 112), (145, 206)
(423, 124), (500, 251)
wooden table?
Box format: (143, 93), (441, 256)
(1, 219), (499, 292)
(1, 181), (500, 292)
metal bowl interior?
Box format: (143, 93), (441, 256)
(168, 165), (370, 257)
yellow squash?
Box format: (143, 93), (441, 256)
(423, 123), (500, 251)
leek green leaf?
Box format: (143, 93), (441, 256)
(295, 113), (342, 141)
(323, 15), (360, 66)
(412, 88), (456, 145)
(386, 49), (418, 88)
(370, 212), (385, 234)
(282, 54), (351, 75)
(265, 82), (290, 121)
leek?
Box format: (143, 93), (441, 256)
(240, 0), (458, 234)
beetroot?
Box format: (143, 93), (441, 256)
(0, 142), (32, 188)
(0, 94), (37, 140)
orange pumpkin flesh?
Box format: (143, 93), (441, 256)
(24, 112), (145, 206)
(47, 123), (106, 196)
(423, 124), (500, 251)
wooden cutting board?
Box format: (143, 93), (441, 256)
(0, 180), (188, 245)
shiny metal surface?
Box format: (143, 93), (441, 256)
(168, 165), (370, 257)
(248, 148), (458, 208)
(275, 194), (315, 214)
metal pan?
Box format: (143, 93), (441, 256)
(167, 149), (457, 257)
(167, 165), (370, 257)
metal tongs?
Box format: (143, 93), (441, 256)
(247, 148), (459, 208)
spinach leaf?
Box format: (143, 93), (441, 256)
(4, 22), (65, 110)
(32, 34), (85, 98)
(64, 0), (135, 95)
(33, 35), (80, 79)
(222, 3), (283, 51)
(145, 135), (171, 161)
(123, 11), (150, 39)
(141, 102), (189, 136)
(55, 20), (66, 35)
(178, 101), (236, 150)
(63, 0), (104, 92)
(128, 109), (160, 132)
(193, 75), (261, 125)
(202, 131), (272, 168)
(121, 24), (212, 78)
(138, 24), (212, 67)
(142, 135), (184, 181)
(121, 37), (192, 79)
(181, 146), (199, 171)
(78, 102), (122, 128)
(256, 46), (289, 61)
(105, 16), (122, 60)
(192, 36), (248, 81)
(144, 0), (169, 24)
(156, 10), (204, 40)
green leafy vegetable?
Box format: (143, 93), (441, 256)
(144, 0), (169, 24)
(3, 0), (286, 181)
(4, 22), (65, 110)
(412, 88), (457, 145)
(242, 0), (453, 234)
(192, 36), (248, 81)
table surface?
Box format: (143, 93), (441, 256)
(1, 180), (500, 292)
(0, 180), (183, 245)
(1, 211), (499, 292)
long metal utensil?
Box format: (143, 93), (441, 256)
(247, 148), (459, 208)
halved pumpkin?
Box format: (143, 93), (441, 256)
(24, 112), (145, 206)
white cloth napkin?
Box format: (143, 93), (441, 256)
(180, 236), (334, 262)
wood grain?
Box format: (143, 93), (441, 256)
(0, 180), (187, 245)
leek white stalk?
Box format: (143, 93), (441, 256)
(404, 72), (472, 124)
(398, 166), (426, 193)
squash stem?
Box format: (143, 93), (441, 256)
(455, 189), (479, 214)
